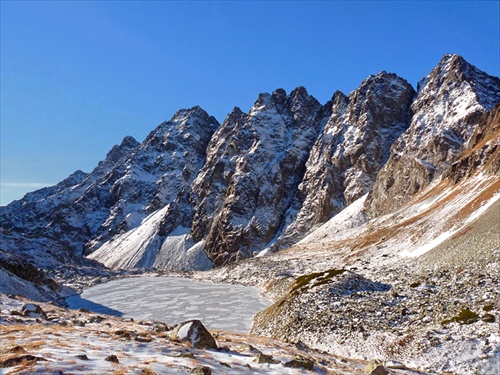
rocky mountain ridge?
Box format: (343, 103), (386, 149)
(1, 54), (499, 274)
(1, 54), (500, 375)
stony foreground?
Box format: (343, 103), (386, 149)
(0, 295), (432, 375)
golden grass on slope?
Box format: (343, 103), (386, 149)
(454, 178), (500, 220)
(3, 357), (36, 374)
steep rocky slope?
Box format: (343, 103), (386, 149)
(275, 73), (414, 249)
(365, 54), (500, 216)
(1, 54), (499, 273)
(191, 87), (328, 266)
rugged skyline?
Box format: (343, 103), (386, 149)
(1, 53), (499, 374)
(2, 1), (499, 205)
(2, 54), (499, 271)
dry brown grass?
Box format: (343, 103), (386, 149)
(22, 340), (46, 351)
(455, 178), (500, 220)
(3, 357), (37, 374)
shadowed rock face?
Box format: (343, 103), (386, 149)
(192, 87), (328, 266)
(445, 104), (500, 183)
(365, 55), (500, 217)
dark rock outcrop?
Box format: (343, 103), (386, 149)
(446, 104), (500, 183)
(192, 88), (327, 266)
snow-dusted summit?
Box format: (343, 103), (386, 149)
(365, 54), (500, 216)
(1, 54), (499, 275)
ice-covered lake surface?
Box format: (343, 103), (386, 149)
(66, 276), (271, 333)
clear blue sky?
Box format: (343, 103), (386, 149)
(1, 1), (499, 205)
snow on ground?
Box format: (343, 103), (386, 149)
(0, 294), (425, 375)
(295, 173), (499, 269)
(88, 206), (171, 269)
(0, 268), (53, 303)
(66, 276), (271, 333)
(298, 194), (369, 245)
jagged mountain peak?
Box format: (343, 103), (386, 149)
(331, 90), (348, 102)
(170, 105), (213, 120)
(290, 86), (309, 99)
(417, 54), (500, 108)
(228, 106), (244, 116)
(365, 54), (500, 217)
(120, 135), (140, 149)
(271, 88), (287, 103)
(2, 54), (499, 274)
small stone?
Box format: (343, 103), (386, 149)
(88, 315), (105, 323)
(191, 366), (211, 375)
(283, 356), (314, 370)
(364, 360), (389, 375)
(254, 353), (279, 364)
(21, 304), (47, 319)
(136, 336), (153, 343)
(4, 346), (26, 354)
(242, 344), (262, 355)
(482, 314), (495, 323)
(0, 355), (46, 368)
(75, 354), (89, 360)
(385, 360), (406, 369)
(177, 352), (195, 359)
(105, 354), (119, 363)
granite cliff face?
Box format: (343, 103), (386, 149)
(1, 54), (499, 272)
(365, 54), (500, 216)
(191, 87), (328, 266)
(275, 72), (415, 249)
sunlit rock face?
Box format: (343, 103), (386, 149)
(2, 54), (499, 271)
(365, 54), (500, 217)
(275, 72), (415, 250)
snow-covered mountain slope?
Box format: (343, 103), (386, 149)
(365, 54), (500, 216)
(85, 107), (219, 253)
(1, 108), (218, 268)
(1, 54), (499, 275)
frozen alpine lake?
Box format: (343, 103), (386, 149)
(67, 276), (271, 333)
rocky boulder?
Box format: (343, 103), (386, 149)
(21, 303), (47, 319)
(169, 320), (217, 349)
